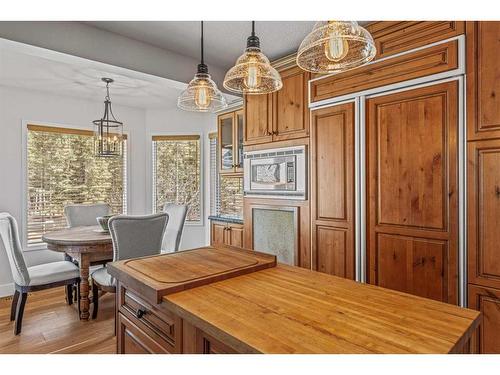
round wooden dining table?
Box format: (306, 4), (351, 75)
(42, 226), (113, 320)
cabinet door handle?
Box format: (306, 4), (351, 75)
(136, 308), (146, 319)
(266, 130), (272, 136)
(273, 131), (279, 136)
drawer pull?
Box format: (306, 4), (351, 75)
(136, 308), (146, 319)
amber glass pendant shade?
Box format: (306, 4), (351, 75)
(93, 78), (124, 158)
(223, 21), (282, 95)
(178, 21), (227, 112)
(296, 21), (376, 74)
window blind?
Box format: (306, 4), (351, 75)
(209, 132), (220, 216)
(26, 124), (127, 246)
(152, 135), (201, 222)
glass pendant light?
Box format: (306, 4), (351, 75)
(178, 21), (227, 112)
(93, 78), (124, 158)
(223, 21), (282, 95)
(296, 21), (376, 74)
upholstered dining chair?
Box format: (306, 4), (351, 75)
(91, 213), (169, 320)
(0, 213), (80, 335)
(64, 203), (111, 227)
(162, 203), (188, 253)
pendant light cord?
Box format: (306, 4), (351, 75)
(200, 21), (204, 65)
(252, 21), (255, 37)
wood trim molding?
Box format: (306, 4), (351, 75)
(271, 53), (298, 72)
(365, 21), (465, 60)
(152, 135), (200, 141)
(27, 124), (128, 139)
(311, 39), (459, 103)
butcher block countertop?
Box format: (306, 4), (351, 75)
(108, 246), (480, 354)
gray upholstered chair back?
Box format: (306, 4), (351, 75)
(108, 213), (169, 261)
(0, 213), (29, 286)
(162, 203), (188, 252)
(64, 203), (111, 227)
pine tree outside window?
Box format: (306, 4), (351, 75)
(152, 135), (201, 223)
(26, 124), (127, 247)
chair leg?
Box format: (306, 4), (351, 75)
(14, 292), (28, 335)
(65, 284), (73, 305)
(91, 281), (99, 320)
(10, 290), (20, 321)
(114, 290), (118, 336)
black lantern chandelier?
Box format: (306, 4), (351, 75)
(93, 78), (124, 157)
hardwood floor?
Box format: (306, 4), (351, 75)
(0, 287), (116, 354)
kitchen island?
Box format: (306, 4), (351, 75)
(107, 245), (480, 354)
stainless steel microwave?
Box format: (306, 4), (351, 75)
(243, 145), (306, 200)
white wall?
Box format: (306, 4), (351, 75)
(0, 85), (148, 296)
(0, 85), (217, 297)
(145, 108), (217, 250)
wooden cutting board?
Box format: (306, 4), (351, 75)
(106, 245), (276, 304)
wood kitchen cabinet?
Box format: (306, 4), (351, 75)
(244, 66), (310, 146)
(117, 285), (182, 354)
(466, 22), (500, 354)
(466, 22), (500, 141)
(272, 66), (310, 141)
(366, 81), (459, 304)
(468, 138), (500, 290)
(210, 220), (244, 248)
(468, 285), (500, 353)
(311, 102), (355, 279)
(244, 93), (273, 145)
(218, 109), (244, 174)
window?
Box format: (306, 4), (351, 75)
(208, 132), (243, 219)
(152, 135), (201, 222)
(26, 124), (127, 247)
(219, 176), (243, 218)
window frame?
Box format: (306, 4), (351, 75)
(148, 131), (204, 227)
(22, 120), (130, 251)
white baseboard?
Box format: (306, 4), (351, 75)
(0, 283), (14, 298)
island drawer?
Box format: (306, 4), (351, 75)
(118, 313), (172, 354)
(118, 284), (181, 354)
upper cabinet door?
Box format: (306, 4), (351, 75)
(218, 113), (235, 174)
(467, 22), (500, 140)
(366, 81), (459, 304)
(234, 109), (244, 173)
(243, 94), (273, 145)
(273, 67), (310, 141)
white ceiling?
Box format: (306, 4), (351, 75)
(0, 37), (239, 109)
(84, 21), (318, 71)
